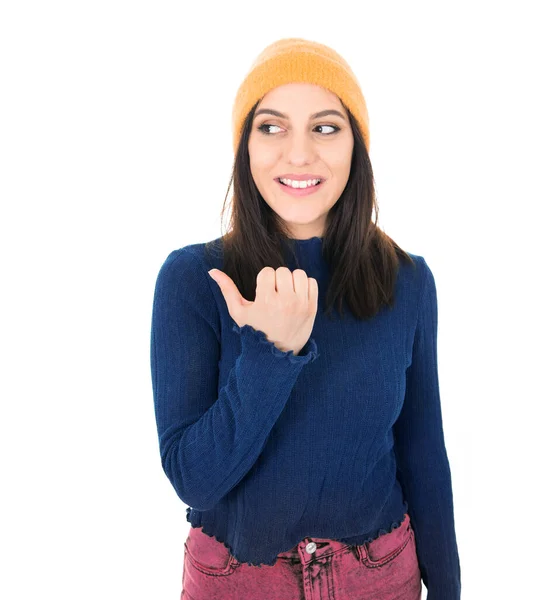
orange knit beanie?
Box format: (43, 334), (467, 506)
(231, 37), (370, 156)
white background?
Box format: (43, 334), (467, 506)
(1, 1), (539, 598)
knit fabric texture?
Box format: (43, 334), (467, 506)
(150, 236), (461, 600)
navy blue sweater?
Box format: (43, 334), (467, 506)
(150, 236), (461, 599)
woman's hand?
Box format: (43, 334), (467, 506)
(208, 266), (318, 356)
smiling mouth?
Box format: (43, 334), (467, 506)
(276, 179), (323, 188)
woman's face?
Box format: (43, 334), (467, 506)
(248, 82), (354, 240)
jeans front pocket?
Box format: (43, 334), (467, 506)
(184, 526), (239, 577)
(359, 513), (414, 568)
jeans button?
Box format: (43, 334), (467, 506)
(306, 542), (317, 554)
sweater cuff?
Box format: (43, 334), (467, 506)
(232, 323), (319, 364)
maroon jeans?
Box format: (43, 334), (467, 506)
(181, 512), (422, 599)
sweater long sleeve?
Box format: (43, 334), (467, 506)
(150, 248), (319, 511)
(392, 259), (461, 600)
(150, 236), (462, 594)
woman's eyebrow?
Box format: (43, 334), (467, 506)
(254, 108), (347, 121)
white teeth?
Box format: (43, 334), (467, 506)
(279, 178), (321, 188)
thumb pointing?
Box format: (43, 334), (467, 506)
(208, 269), (245, 310)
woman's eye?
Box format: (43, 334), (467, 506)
(258, 124), (281, 134)
(316, 124), (340, 134)
(257, 123), (340, 135)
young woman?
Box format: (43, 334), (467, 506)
(150, 37), (461, 600)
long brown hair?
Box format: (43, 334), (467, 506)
(204, 99), (415, 322)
